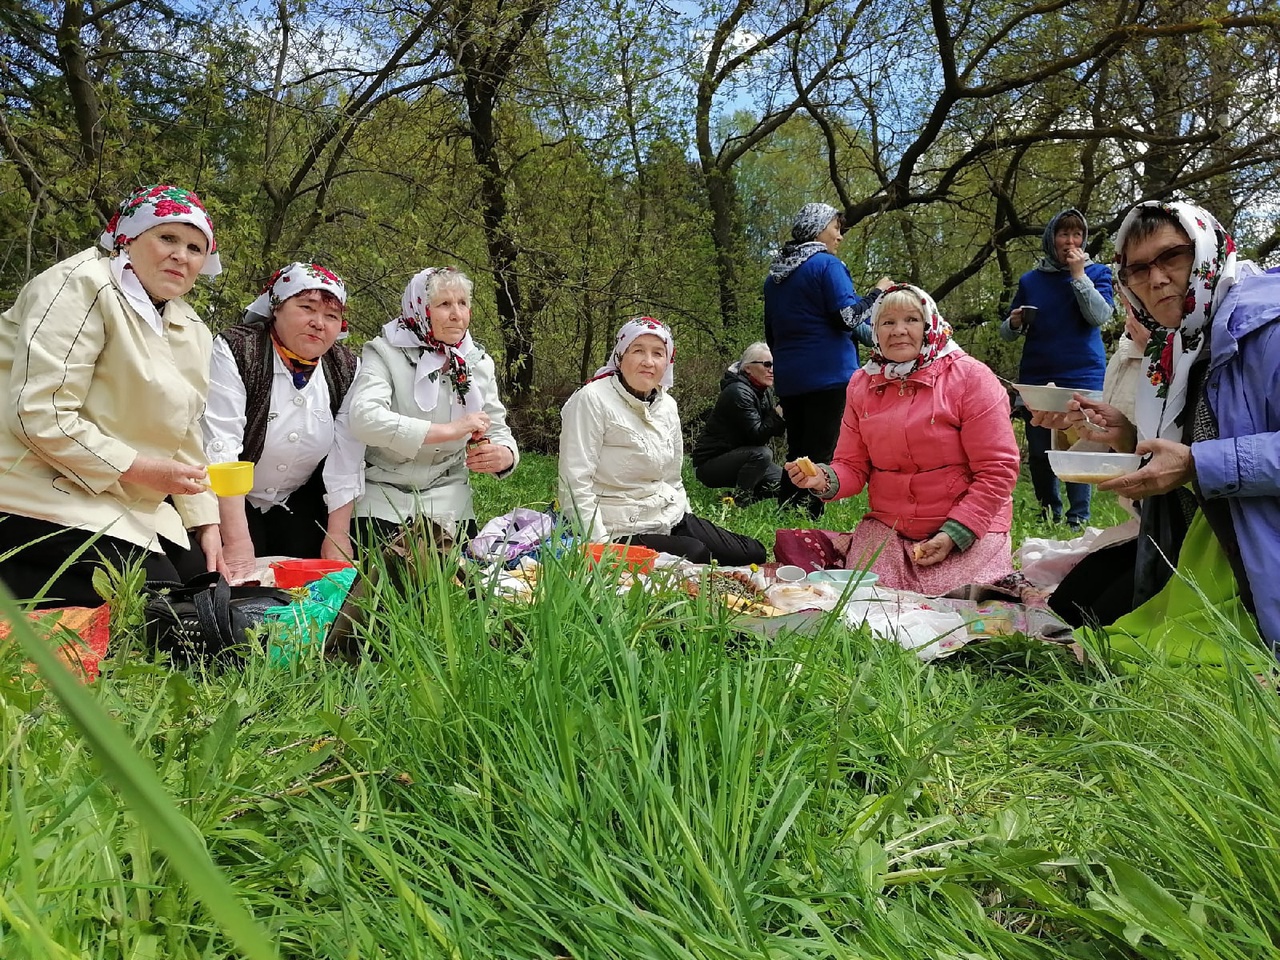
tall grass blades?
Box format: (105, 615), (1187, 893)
(1, 452), (1277, 957)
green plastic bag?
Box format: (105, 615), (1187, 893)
(262, 567), (358, 666)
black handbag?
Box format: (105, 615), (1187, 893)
(144, 572), (294, 664)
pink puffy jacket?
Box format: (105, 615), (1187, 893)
(829, 352), (1019, 541)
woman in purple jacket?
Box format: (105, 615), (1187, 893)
(1036, 199), (1280, 667)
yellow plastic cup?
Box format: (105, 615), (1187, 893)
(206, 461), (254, 497)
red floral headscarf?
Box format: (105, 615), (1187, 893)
(592, 316), (676, 389)
(1115, 200), (1241, 442)
(863, 284), (961, 381)
(99, 184), (221, 276)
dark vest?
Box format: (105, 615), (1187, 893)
(218, 323), (358, 464)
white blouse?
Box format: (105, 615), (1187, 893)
(202, 337), (365, 513)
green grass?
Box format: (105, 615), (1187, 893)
(3, 454), (1277, 958)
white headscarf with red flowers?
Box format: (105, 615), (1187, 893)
(98, 184), (220, 336)
(862, 283), (962, 381)
(381, 266), (481, 419)
(592, 316), (675, 389)
(1115, 200), (1250, 442)
(245, 262), (349, 338)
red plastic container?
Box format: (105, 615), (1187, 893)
(270, 559), (354, 589)
(583, 542), (659, 575)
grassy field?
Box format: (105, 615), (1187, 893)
(3, 453), (1277, 959)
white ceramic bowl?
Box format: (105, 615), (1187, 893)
(1014, 383), (1104, 413)
(774, 564), (808, 583)
(1047, 450), (1143, 484)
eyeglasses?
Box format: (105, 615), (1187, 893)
(1118, 243), (1195, 287)
(748, 360), (774, 369)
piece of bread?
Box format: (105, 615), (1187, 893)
(912, 543), (925, 562)
(794, 456), (819, 478)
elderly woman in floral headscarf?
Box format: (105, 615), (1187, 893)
(0, 184), (226, 606)
(202, 262), (364, 578)
(347, 266), (517, 540)
(1032, 200), (1280, 665)
(782, 284), (1020, 594)
(559, 316), (766, 566)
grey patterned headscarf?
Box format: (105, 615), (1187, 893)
(769, 202), (842, 282)
(791, 202), (840, 243)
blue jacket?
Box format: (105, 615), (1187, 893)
(1007, 263), (1113, 389)
(1192, 269), (1280, 655)
(763, 249), (876, 396)
(1000, 208), (1114, 390)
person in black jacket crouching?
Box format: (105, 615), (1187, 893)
(693, 343), (787, 506)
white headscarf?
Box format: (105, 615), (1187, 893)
(381, 267), (481, 419)
(862, 284), (963, 381)
(592, 316), (675, 389)
(245, 262), (349, 338)
(99, 184), (220, 336)
(1115, 200), (1246, 442)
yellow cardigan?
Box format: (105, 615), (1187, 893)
(0, 248), (219, 550)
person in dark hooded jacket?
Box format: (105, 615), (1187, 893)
(764, 202), (893, 518)
(1000, 207), (1114, 528)
(693, 342), (786, 505)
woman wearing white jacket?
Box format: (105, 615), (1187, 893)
(347, 267), (518, 540)
(558, 317), (765, 566)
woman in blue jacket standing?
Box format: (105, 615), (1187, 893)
(1000, 208), (1114, 528)
(764, 202), (892, 518)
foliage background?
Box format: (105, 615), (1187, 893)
(3, 0), (1279, 443)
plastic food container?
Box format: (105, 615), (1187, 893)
(1047, 450), (1143, 484)
(270, 558), (355, 588)
(207, 461), (255, 497)
(1013, 383), (1103, 413)
(584, 543), (659, 575)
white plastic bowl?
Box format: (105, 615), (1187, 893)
(807, 569), (879, 589)
(1047, 450), (1143, 484)
(1014, 383), (1104, 413)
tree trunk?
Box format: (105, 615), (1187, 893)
(704, 166), (740, 333)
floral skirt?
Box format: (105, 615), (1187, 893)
(775, 516), (1014, 596)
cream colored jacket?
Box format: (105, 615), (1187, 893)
(558, 375), (689, 542)
(0, 248), (219, 550)
(348, 336), (518, 530)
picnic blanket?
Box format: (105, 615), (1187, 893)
(1, 605), (111, 682)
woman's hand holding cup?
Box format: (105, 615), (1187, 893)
(122, 456), (211, 496)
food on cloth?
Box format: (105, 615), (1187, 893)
(683, 568), (781, 616)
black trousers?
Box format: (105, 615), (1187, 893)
(694, 446), (782, 501)
(246, 468), (332, 558)
(776, 387), (847, 518)
(623, 513), (765, 567)
(0, 512), (205, 609)
(1048, 538), (1139, 629)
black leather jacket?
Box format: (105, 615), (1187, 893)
(692, 367), (785, 466)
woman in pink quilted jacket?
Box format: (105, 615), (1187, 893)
(784, 284), (1019, 594)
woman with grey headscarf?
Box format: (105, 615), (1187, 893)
(763, 202), (893, 518)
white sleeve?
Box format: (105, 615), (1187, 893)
(322, 357), (367, 510)
(202, 337), (247, 463)
(347, 342), (432, 459)
(668, 399), (691, 514)
(557, 389), (609, 542)
(474, 353), (520, 477)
